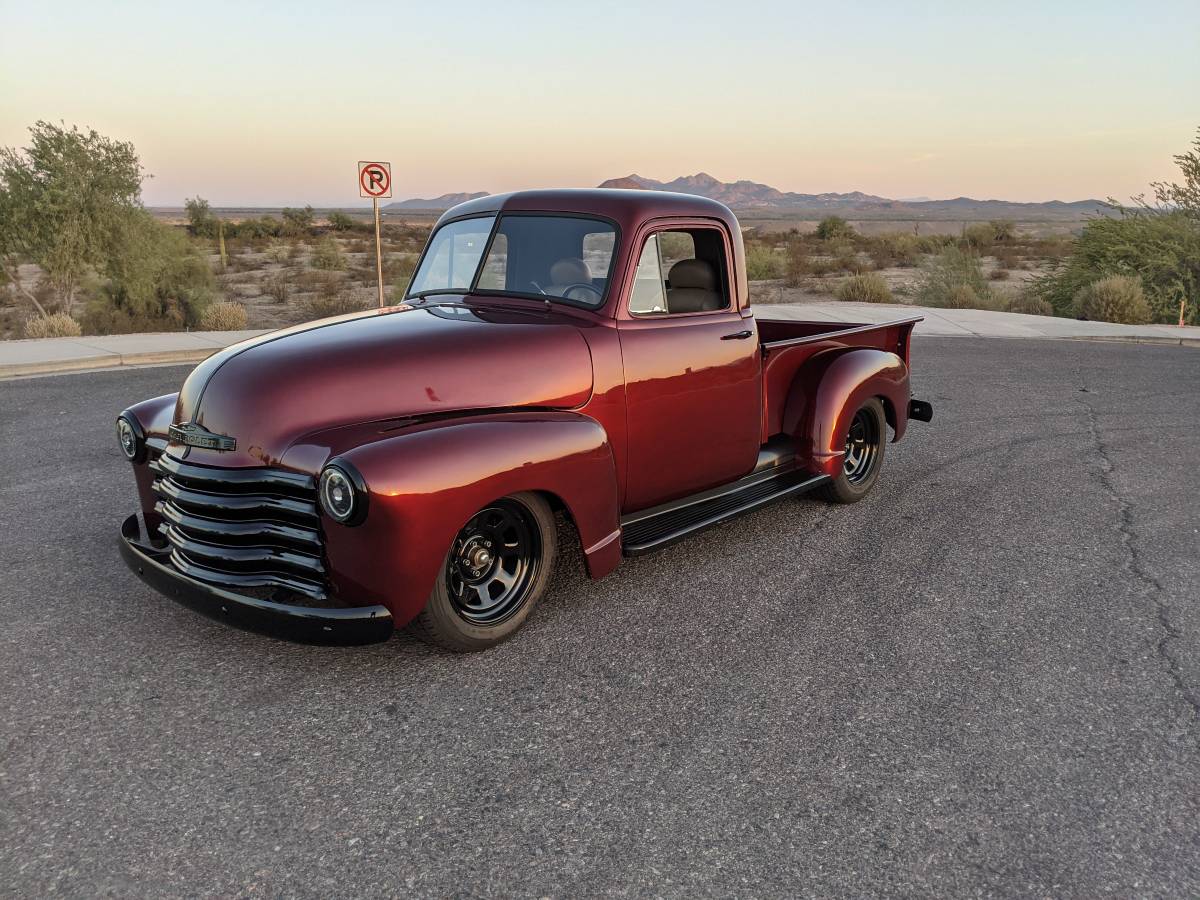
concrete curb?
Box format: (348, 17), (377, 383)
(0, 348), (219, 379)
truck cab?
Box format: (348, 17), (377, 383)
(118, 189), (931, 651)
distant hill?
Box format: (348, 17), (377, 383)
(597, 172), (892, 209)
(384, 173), (1108, 219)
(597, 173), (1107, 219)
(384, 191), (488, 210)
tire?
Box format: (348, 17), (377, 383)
(408, 492), (557, 651)
(816, 397), (887, 504)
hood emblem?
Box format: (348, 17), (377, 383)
(169, 422), (237, 452)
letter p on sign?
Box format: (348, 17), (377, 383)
(358, 161), (392, 199)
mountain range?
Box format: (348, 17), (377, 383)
(385, 172), (1107, 219)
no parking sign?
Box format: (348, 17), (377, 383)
(358, 160), (392, 308)
(358, 161), (392, 199)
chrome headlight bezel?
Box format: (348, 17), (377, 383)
(318, 460), (368, 526)
(116, 413), (146, 463)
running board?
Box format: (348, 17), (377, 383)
(620, 467), (830, 557)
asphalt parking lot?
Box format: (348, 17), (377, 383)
(1, 336), (1197, 897)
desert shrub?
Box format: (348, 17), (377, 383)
(1032, 211), (1199, 323)
(264, 239), (290, 264)
(281, 205), (315, 236)
(745, 243), (785, 280)
(785, 249), (812, 285)
(265, 273), (290, 303)
(1072, 275), (1152, 324)
(917, 246), (992, 308)
(328, 211), (355, 231)
(835, 272), (892, 303)
(994, 247), (1020, 269)
(962, 220), (1016, 249)
(938, 284), (985, 309)
(309, 237), (346, 270)
(229, 216), (282, 240)
(197, 301), (248, 331)
(807, 258), (839, 277)
(869, 232), (921, 268)
(836, 251), (870, 274)
(23, 312), (82, 338)
(1005, 291), (1054, 316)
(302, 291), (367, 320)
(915, 233), (956, 254)
(815, 216), (855, 241)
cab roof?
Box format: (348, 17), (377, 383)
(436, 188), (740, 234)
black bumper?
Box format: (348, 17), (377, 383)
(120, 514), (394, 645)
(908, 398), (934, 422)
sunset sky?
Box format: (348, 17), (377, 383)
(2, 0), (1197, 207)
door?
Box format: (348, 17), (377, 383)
(618, 227), (762, 511)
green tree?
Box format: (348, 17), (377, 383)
(0, 121), (144, 316)
(328, 211), (355, 231)
(815, 216), (855, 241)
(1032, 128), (1200, 325)
(282, 205), (315, 235)
(185, 196), (218, 238)
(1149, 128), (1200, 219)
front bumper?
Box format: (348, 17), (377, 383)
(120, 514), (394, 645)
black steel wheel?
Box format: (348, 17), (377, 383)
(842, 406), (881, 485)
(409, 492), (557, 651)
(817, 397), (887, 504)
(446, 500), (541, 626)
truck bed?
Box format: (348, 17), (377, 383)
(756, 316), (921, 439)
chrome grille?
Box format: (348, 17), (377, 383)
(149, 453), (328, 600)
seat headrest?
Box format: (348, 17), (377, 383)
(550, 257), (591, 285)
(669, 258), (717, 291)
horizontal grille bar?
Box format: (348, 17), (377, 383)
(153, 477), (319, 524)
(169, 549), (328, 601)
(155, 501), (322, 552)
(162, 523), (326, 578)
(151, 453), (314, 496)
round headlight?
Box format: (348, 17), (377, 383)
(319, 466), (357, 523)
(116, 416), (141, 461)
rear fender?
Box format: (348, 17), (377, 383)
(321, 411), (621, 627)
(782, 348), (910, 479)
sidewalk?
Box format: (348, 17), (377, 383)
(0, 329), (269, 379)
(764, 301), (1200, 346)
(1, 304), (1197, 379)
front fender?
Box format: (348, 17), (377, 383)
(318, 411), (621, 627)
(783, 349), (910, 479)
(121, 393), (179, 525)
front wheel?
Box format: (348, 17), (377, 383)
(408, 492), (557, 651)
(816, 397), (887, 504)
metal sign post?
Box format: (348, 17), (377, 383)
(357, 161), (393, 308)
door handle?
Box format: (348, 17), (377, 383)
(721, 329), (753, 340)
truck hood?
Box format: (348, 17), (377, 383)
(172, 301), (594, 468)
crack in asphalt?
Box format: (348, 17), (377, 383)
(1077, 392), (1200, 724)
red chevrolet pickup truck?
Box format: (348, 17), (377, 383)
(118, 189), (931, 650)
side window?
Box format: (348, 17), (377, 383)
(629, 228), (730, 316)
(583, 231), (615, 280)
(629, 235), (667, 314)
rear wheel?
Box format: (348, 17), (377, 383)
(408, 492), (556, 651)
(816, 397), (887, 504)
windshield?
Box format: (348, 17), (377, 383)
(407, 216), (495, 296)
(408, 214), (618, 308)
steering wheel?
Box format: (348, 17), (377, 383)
(556, 283), (603, 303)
